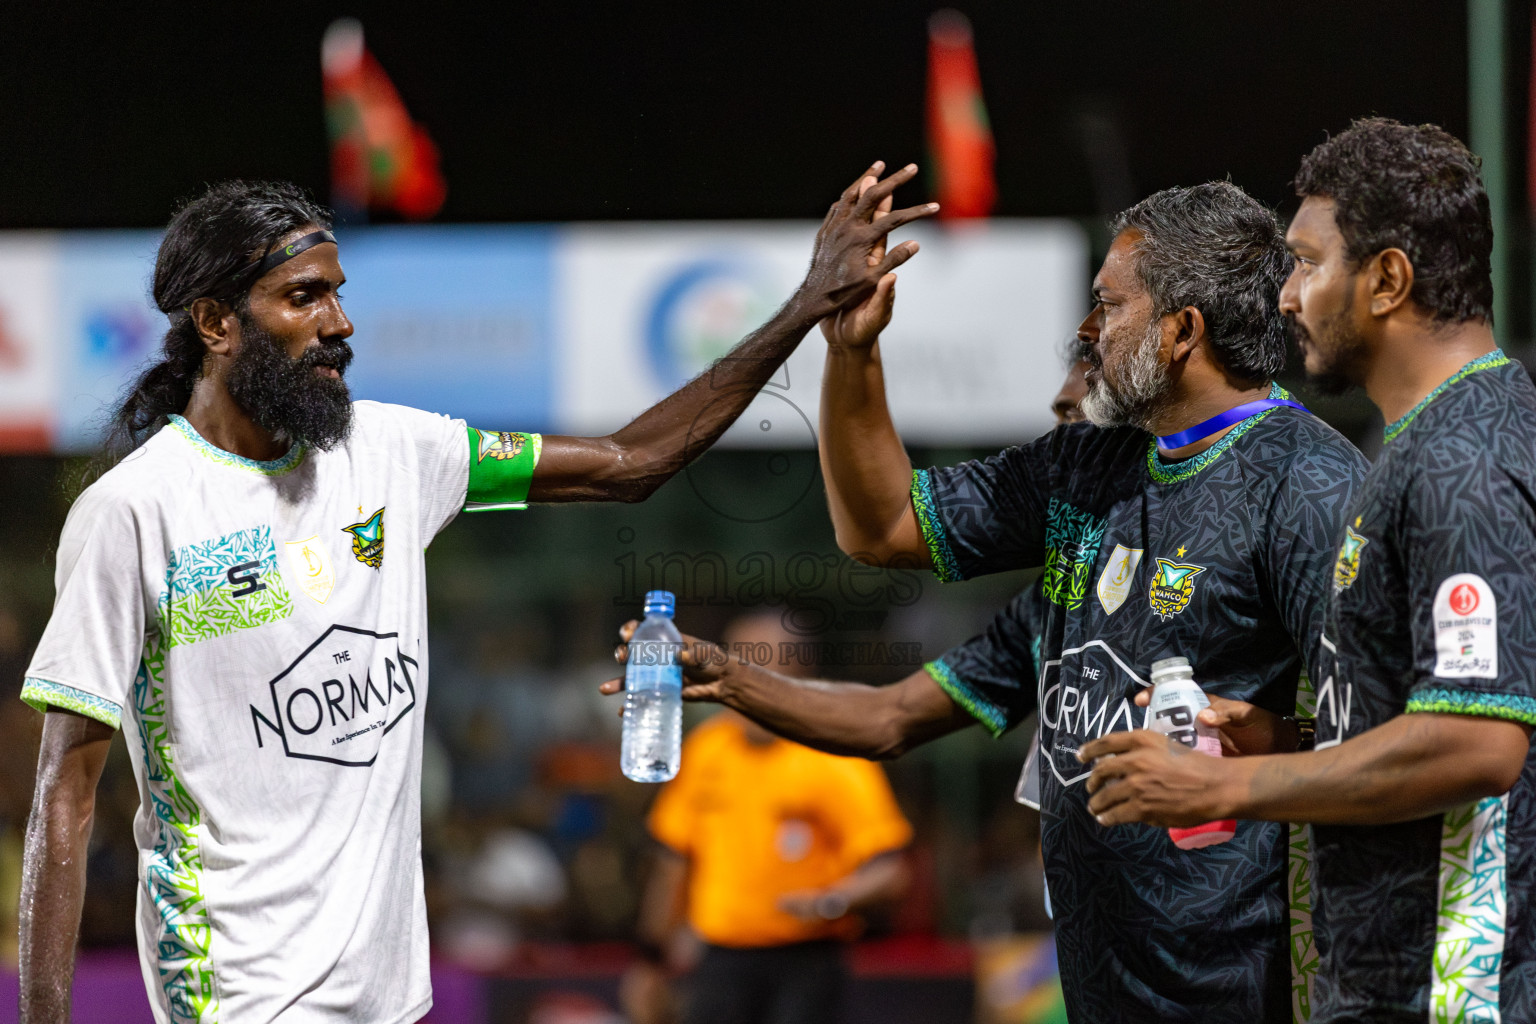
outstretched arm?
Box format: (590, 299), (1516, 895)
(817, 228), (929, 566)
(1080, 711), (1530, 828)
(600, 628), (972, 759)
(529, 162), (938, 504)
(20, 710), (114, 1024)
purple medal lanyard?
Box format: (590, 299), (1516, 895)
(1155, 398), (1309, 451)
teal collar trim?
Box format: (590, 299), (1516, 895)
(168, 415), (305, 475)
(1147, 382), (1288, 485)
(1383, 350), (1510, 444)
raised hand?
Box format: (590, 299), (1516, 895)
(797, 162), (937, 323)
(821, 179), (901, 350)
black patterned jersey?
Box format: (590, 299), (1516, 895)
(1312, 352), (1536, 1023)
(917, 389), (1366, 1023)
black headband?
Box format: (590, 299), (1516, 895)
(254, 229), (337, 277)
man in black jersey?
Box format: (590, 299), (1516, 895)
(607, 181), (1366, 1021)
(1083, 119), (1536, 1023)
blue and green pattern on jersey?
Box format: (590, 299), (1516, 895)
(1384, 350), (1510, 444)
(1408, 686), (1536, 728)
(159, 526), (292, 647)
(911, 468), (964, 582)
(1431, 794), (1507, 1021)
(1042, 498), (1106, 610)
(465, 427), (542, 511)
(167, 415), (304, 476)
(924, 657), (1008, 738)
(136, 632), (220, 1022)
(19, 677), (123, 728)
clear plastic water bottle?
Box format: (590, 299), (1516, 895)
(1146, 656), (1236, 850)
(621, 590), (683, 783)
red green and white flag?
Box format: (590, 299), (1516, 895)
(322, 19), (446, 221)
(926, 9), (996, 220)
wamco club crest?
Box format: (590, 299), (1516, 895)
(1149, 548), (1206, 621)
(343, 508), (385, 569)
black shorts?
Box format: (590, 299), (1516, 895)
(684, 939), (847, 1024)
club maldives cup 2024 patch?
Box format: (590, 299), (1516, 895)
(1433, 573), (1497, 678)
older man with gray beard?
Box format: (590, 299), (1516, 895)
(607, 181), (1368, 1021)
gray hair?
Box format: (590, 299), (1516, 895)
(1110, 182), (1291, 381)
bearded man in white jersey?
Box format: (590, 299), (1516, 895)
(17, 169), (935, 1024)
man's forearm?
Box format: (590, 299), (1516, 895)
(611, 296), (821, 490)
(1224, 712), (1530, 825)
(818, 342), (926, 565)
(20, 710), (113, 1024)
(19, 790), (93, 1023)
(717, 664), (964, 760)
(528, 297), (819, 503)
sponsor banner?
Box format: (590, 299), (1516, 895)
(1, 220), (1085, 452)
(555, 219), (1088, 445)
(55, 232), (164, 449)
(336, 225), (556, 429)
(0, 235), (61, 451)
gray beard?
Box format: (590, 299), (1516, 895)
(1080, 320), (1170, 429)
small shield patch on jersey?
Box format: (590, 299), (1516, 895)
(1433, 573), (1497, 678)
(343, 508), (385, 569)
(1333, 525), (1369, 592)
(284, 535), (337, 604)
(1096, 544), (1144, 615)
(1149, 558), (1206, 621)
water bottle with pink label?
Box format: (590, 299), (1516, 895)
(1147, 656), (1236, 850)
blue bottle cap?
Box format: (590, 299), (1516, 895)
(643, 590), (676, 616)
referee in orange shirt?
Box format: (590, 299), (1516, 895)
(629, 613), (913, 1024)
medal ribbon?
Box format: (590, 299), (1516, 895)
(1155, 398), (1309, 450)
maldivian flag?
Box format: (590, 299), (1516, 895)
(926, 9), (996, 219)
(322, 19), (446, 221)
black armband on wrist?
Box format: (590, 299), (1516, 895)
(1283, 715), (1316, 752)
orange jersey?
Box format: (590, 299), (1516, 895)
(647, 714), (913, 948)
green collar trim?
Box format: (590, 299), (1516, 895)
(1146, 382), (1287, 485)
(168, 415), (305, 476)
(1383, 350), (1510, 443)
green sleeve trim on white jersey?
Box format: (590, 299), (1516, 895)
(21, 677), (123, 730)
(465, 428), (541, 511)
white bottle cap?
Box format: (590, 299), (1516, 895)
(1149, 656), (1193, 685)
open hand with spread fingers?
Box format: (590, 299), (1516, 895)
(796, 161), (937, 325)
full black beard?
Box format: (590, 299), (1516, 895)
(1288, 309), (1364, 397)
(225, 314), (355, 451)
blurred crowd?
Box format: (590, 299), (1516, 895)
(0, 523), (1056, 1018)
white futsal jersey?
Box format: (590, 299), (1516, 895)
(23, 401), (541, 1024)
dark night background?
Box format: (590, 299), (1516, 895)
(0, 2), (1476, 228)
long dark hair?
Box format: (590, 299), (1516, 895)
(100, 180), (333, 465)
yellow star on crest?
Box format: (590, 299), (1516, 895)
(1355, 515), (1362, 527)
(1176, 545), (1187, 558)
